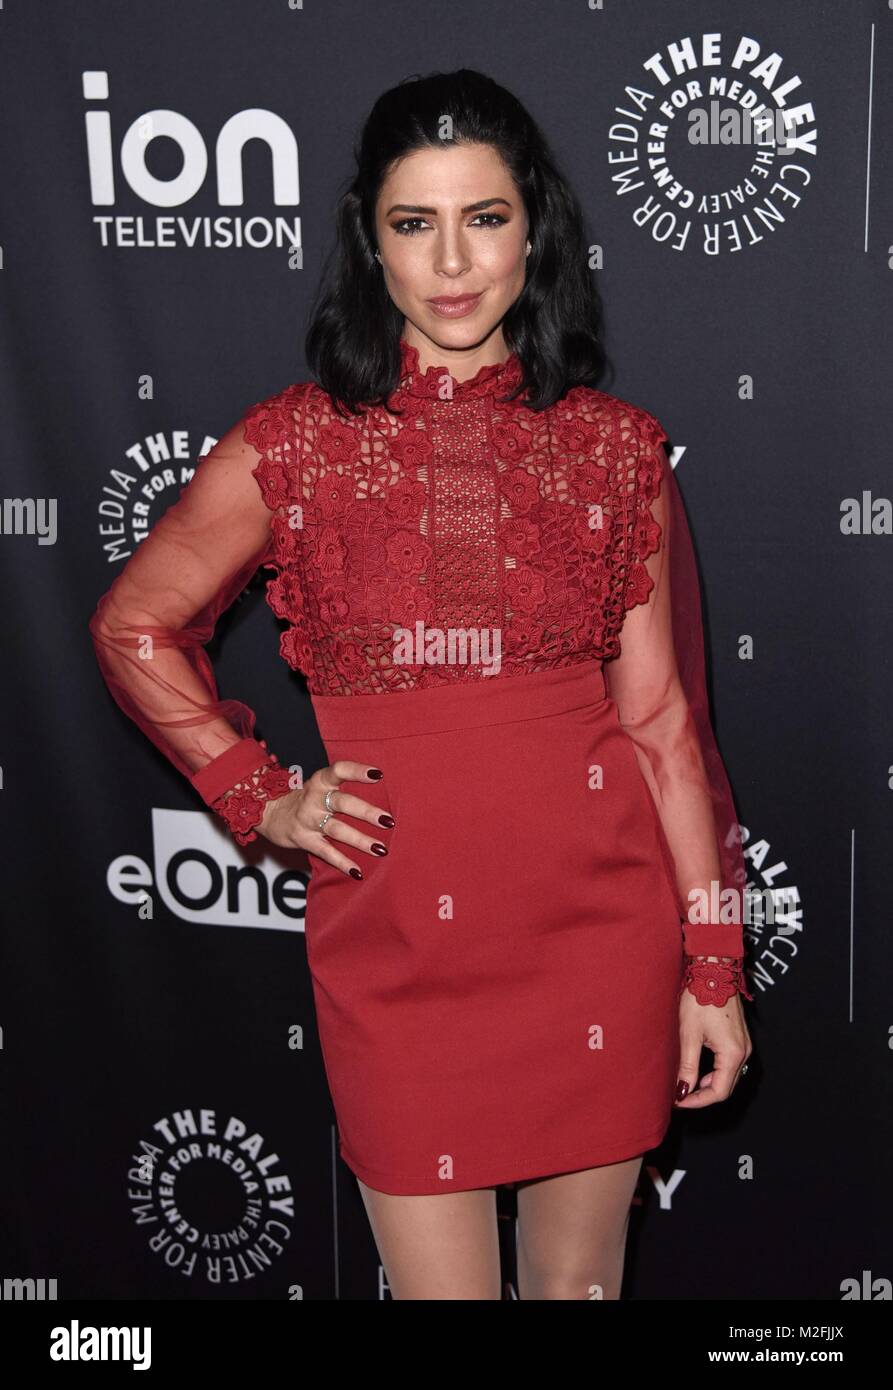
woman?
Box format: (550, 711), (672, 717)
(89, 69), (752, 1300)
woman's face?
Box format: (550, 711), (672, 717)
(373, 141), (529, 364)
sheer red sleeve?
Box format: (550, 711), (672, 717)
(605, 415), (752, 1004)
(88, 407), (294, 844)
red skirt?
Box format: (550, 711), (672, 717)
(306, 659), (685, 1196)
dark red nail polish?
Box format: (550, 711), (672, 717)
(349, 867), (363, 879)
(675, 1080), (690, 1101)
(378, 814), (395, 827)
(371, 843), (388, 856)
(367, 768), (383, 780)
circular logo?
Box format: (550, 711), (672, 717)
(127, 1107), (294, 1286)
(609, 33), (817, 256)
(96, 438), (201, 563)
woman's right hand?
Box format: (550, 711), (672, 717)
(256, 760), (393, 878)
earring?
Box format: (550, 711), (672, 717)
(375, 251), (382, 263)
(525, 241), (531, 256)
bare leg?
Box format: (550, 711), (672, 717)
(357, 1178), (502, 1300)
(515, 1154), (645, 1300)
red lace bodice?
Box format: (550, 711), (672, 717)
(88, 335), (750, 975)
(246, 338), (665, 697)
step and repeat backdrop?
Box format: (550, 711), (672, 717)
(1, 0), (891, 1300)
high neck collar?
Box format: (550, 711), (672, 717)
(393, 336), (525, 403)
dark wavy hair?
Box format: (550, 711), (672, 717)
(305, 68), (607, 415)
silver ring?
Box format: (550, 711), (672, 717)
(318, 788), (339, 834)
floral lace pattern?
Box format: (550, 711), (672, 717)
(681, 954), (754, 1006)
(245, 338), (667, 696)
(210, 752), (294, 844)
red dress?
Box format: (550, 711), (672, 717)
(89, 338), (747, 1195)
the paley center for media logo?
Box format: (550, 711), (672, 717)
(129, 1106), (295, 1286)
(609, 32), (817, 256)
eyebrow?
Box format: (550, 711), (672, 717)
(385, 197), (513, 216)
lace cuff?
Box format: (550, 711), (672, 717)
(203, 740), (294, 844)
(681, 953), (754, 1006)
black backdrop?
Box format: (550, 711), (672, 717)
(1, 0), (891, 1302)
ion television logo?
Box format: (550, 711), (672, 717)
(82, 70), (301, 252)
(128, 1108), (294, 1285)
(608, 32), (817, 255)
(107, 809), (308, 933)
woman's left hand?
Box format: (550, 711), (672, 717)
(673, 991), (753, 1108)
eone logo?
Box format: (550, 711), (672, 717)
(108, 809), (308, 932)
(83, 70), (301, 251)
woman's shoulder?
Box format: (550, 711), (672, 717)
(243, 376), (326, 420)
(240, 377), (333, 452)
(560, 382), (668, 450)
